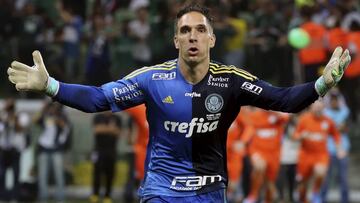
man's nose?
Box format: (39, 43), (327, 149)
(189, 30), (198, 42)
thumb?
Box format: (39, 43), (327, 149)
(32, 50), (48, 74)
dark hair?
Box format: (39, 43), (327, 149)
(174, 4), (214, 32)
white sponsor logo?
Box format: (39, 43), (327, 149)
(241, 82), (263, 95)
(170, 175), (222, 191)
(185, 92), (201, 98)
(206, 113), (221, 121)
(205, 94), (224, 113)
(112, 83), (143, 102)
(164, 118), (218, 138)
(207, 75), (229, 88)
(152, 72), (176, 80)
(256, 129), (277, 138)
(303, 133), (325, 141)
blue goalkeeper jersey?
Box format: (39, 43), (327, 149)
(54, 59), (318, 198)
(98, 59), (318, 197)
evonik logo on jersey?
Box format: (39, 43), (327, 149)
(241, 82), (263, 95)
(164, 118), (218, 138)
(170, 175), (222, 191)
(152, 72), (176, 80)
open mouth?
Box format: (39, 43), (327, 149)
(188, 47), (199, 55)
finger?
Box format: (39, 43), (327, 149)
(340, 49), (351, 70)
(11, 61), (31, 72)
(330, 46), (343, 60)
(9, 75), (27, 84)
(32, 50), (47, 72)
(15, 83), (28, 91)
(8, 75), (17, 84)
(7, 67), (27, 77)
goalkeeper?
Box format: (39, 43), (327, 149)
(7, 4), (350, 203)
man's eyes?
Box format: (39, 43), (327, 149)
(180, 28), (190, 33)
(198, 27), (206, 32)
(180, 27), (207, 33)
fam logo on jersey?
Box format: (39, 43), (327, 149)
(205, 93), (224, 113)
(207, 75), (229, 88)
(170, 175), (222, 191)
(152, 72), (176, 80)
(241, 82), (263, 95)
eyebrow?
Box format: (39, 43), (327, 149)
(179, 24), (207, 30)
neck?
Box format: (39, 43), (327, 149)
(178, 57), (209, 84)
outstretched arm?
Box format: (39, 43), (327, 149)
(239, 46), (351, 113)
(7, 51), (110, 113)
(54, 83), (110, 113)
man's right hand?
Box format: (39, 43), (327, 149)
(7, 51), (59, 96)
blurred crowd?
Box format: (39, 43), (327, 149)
(0, 0), (360, 121)
(1, 0), (360, 202)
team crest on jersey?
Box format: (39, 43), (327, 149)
(152, 72), (176, 80)
(205, 93), (224, 113)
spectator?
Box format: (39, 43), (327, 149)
(246, 0), (287, 83)
(128, 6), (152, 67)
(89, 111), (122, 203)
(35, 101), (71, 203)
(276, 115), (300, 203)
(58, 2), (83, 82)
(340, 17), (360, 121)
(293, 100), (342, 203)
(0, 98), (30, 201)
(321, 90), (351, 203)
(244, 108), (289, 203)
(17, 2), (44, 63)
(298, 6), (328, 82)
(85, 13), (112, 86)
(124, 104), (149, 203)
(226, 108), (254, 203)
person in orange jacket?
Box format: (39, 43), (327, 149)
(244, 108), (289, 203)
(226, 107), (254, 202)
(123, 104), (149, 202)
(293, 100), (342, 203)
(298, 6), (328, 82)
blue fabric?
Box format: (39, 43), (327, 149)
(324, 106), (350, 154)
(141, 189), (227, 203)
(53, 59), (319, 198)
(321, 155), (349, 203)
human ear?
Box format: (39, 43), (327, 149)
(210, 33), (216, 48)
(174, 35), (179, 49)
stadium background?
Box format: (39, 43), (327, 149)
(0, 0), (360, 202)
